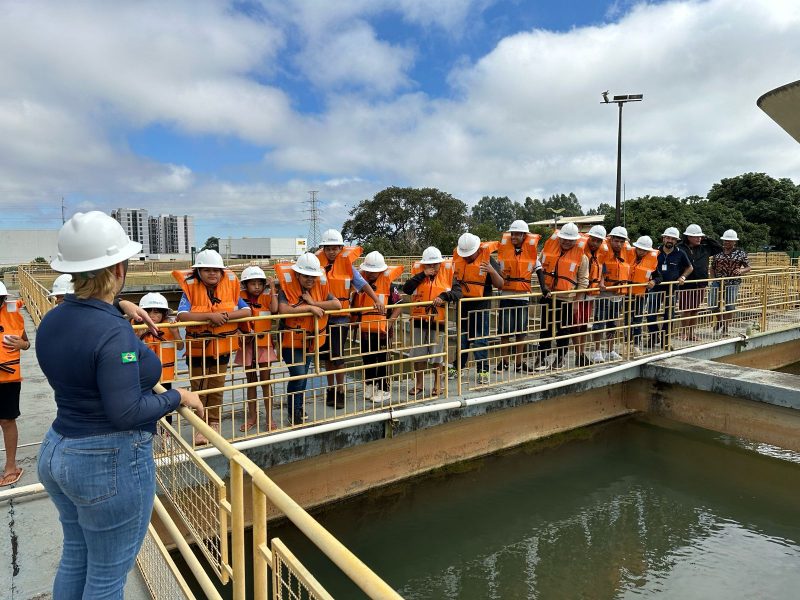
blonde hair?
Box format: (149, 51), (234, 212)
(73, 268), (117, 300)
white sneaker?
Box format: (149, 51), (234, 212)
(371, 389), (390, 404)
(363, 384), (374, 400)
(632, 346), (643, 357)
(606, 350), (622, 361)
(592, 351), (605, 363)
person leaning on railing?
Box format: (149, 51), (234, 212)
(36, 211), (204, 599)
(647, 227), (693, 348)
(276, 253), (341, 424)
(574, 225), (608, 366)
(590, 226), (632, 364)
(48, 273), (74, 305)
(402, 247), (461, 396)
(678, 224), (722, 341)
(626, 236), (659, 354)
(495, 220), (543, 373)
(535, 222), (589, 370)
(709, 229), (750, 335)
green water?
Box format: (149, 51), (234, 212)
(268, 417), (800, 599)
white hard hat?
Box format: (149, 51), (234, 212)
(51, 211), (142, 273)
(0, 282), (7, 296)
(240, 266), (267, 282)
(319, 229), (344, 246)
(420, 246), (444, 264)
(292, 252), (323, 277)
(193, 249), (225, 269)
(662, 227), (680, 239)
(508, 220), (530, 233)
(633, 236), (653, 251)
(456, 233), (481, 257)
(361, 251), (388, 272)
(609, 226), (629, 240)
(139, 292), (169, 311)
(587, 225), (607, 240)
(48, 274), (74, 297)
(557, 222), (581, 241)
(721, 229), (739, 241)
(683, 224), (704, 236)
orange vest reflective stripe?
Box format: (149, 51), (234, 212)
(240, 290), (274, 349)
(315, 246), (363, 309)
(452, 241), (499, 298)
(410, 260), (454, 323)
(139, 327), (177, 382)
(172, 269), (241, 358)
(352, 266), (404, 334)
(275, 263), (330, 351)
(583, 236), (609, 296)
(542, 233), (586, 292)
(498, 233), (541, 293)
(627, 248), (659, 295)
(603, 251), (632, 294)
(0, 300), (25, 383)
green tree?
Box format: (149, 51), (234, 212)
(545, 193), (583, 216)
(586, 202), (614, 217)
(518, 197), (549, 223)
(202, 236), (220, 251)
(33, 256), (47, 263)
(707, 172), (800, 250)
(342, 187), (468, 255)
(470, 196), (520, 232)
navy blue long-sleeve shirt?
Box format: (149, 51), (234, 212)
(37, 295), (181, 437)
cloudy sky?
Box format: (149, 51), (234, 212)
(1, 0), (798, 244)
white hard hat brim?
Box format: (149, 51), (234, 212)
(51, 239), (142, 273)
(361, 264), (388, 272)
(292, 264), (322, 277)
(633, 243), (652, 251)
(456, 244), (480, 257)
(420, 258), (443, 264)
(557, 232), (581, 241)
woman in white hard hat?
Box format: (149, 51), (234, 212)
(36, 211), (204, 598)
(276, 253), (341, 424)
(173, 249), (252, 445)
(48, 273), (74, 305)
(352, 251), (404, 405)
(0, 282), (30, 487)
(709, 229), (750, 335)
(236, 266), (278, 432)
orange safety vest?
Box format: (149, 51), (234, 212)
(583, 236), (609, 296)
(452, 241), (499, 298)
(352, 266), (404, 334)
(602, 251), (632, 294)
(139, 327), (178, 382)
(541, 233), (587, 292)
(315, 246), (363, 309)
(627, 248), (659, 295)
(0, 300), (25, 383)
(497, 233), (541, 293)
(275, 263), (330, 352)
(409, 260), (454, 323)
(240, 290), (274, 349)
(172, 269), (241, 358)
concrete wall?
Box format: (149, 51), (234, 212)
(0, 230), (59, 265)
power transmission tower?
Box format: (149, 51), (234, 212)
(305, 191), (320, 251)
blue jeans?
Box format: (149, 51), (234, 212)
(456, 306), (489, 373)
(282, 347), (313, 422)
(37, 427), (155, 600)
(709, 281), (739, 312)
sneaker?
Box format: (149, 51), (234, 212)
(575, 354), (592, 367)
(606, 350), (622, 361)
(477, 371), (490, 385)
(325, 388), (335, 407)
(448, 367), (458, 380)
(516, 362), (532, 373)
(631, 346), (643, 357)
(495, 361), (509, 373)
(363, 383), (374, 400)
(371, 389), (391, 404)
(334, 388), (345, 409)
(591, 351), (605, 363)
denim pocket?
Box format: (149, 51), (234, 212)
(61, 447), (118, 505)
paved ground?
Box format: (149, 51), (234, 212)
(1, 307), (150, 600)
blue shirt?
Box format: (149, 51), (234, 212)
(655, 247), (692, 284)
(177, 293), (249, 313)
(36, 296), (180, 437)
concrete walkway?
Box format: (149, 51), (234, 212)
(1, 307), (150, 600)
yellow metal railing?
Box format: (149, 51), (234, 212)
(156, 404), (404, 600)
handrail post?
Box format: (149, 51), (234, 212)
(456, 300), (462, 395)
(230, 456), (246, 600)
(252, 482), (268, 600)
(761, 273), (769, 332)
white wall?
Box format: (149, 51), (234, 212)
(0, 230), (59, 265)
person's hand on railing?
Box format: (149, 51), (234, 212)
(307, 305), (325, 317)
(432, 296), (444, 308)
(207, 312), (229, 326)
(177, 388), (205, 419)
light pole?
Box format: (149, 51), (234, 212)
(602, 92), (643, 226)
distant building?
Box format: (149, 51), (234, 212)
(0, 230), (59, 265)
(149, 215), (195, 254)
(219, 237), (307, 259)
(112, 208), (151, 254)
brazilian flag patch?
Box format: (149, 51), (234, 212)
(121, 352), (138, 364)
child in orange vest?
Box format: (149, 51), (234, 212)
(352, 252), (403, 405)
(236, 266), (278, 432)
(174, 249), (251, 445)
(0, 285), (30, 487)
